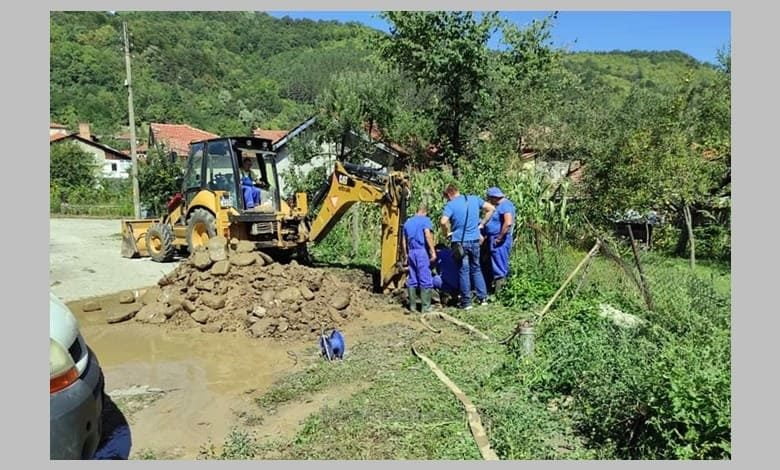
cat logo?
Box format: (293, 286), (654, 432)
(337, 174), (349, 186)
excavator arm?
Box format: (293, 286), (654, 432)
(307, 161), (410, 292)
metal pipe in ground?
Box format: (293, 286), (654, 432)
(518, 321), (535, 357)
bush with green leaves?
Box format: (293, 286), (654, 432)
(494, 248), (731, 459)
(692, 223), (731, 263)
(50, 141), (98, 190)
(138, 148), (184, 216)
(50, 183), (63, 213)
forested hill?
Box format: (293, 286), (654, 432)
(50, 11), (377, 138)
(50, 11), (717, 140)
(563, 50), (719, 96)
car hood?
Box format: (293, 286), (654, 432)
(50, 292), (78, 350)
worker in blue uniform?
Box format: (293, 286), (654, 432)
(402, 204), (437, 313)
(240, 156), (262, 209)
(440, 183), (495, 310)
(432, 244), (460, 307)
(483, 187), (516, 293)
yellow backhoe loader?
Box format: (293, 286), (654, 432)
(121, 136), (410, 291)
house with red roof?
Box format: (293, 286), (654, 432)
(148, 123), (219, 159)
(49, 122), (132, 179)
(49, 122), (69, 139)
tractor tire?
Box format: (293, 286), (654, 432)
(186, 208), (217, 253)
(145, 223), (176, 263)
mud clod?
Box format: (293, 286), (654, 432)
(201, 323), (223, 334)
(192, 251), (213, 270)
(195, 280), (214, 292)
(230, 253), (258, 267)
(201, 293), (226, 310)
(300, 286), (315, 301)
(235, 240), (255, 253)
(211, 260), (231, 276)
(330, 294), (351, 310)
(106, 303), (141, 324)
(182, 300), (197, 313)
(191, 309), (210, 324)
(252, 305), (267, 318)
(136, 302), (169, 323)
(140, 287), (162, 306)
(118, 291), (136, 304)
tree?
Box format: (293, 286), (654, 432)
(138, 146), (184, 216)
(50, 141), (98, 189)
(584, 69), (730, 265)
(496, 12), (561, 89)
(378, 11), (500, 168)
(316, 69), (399, 162)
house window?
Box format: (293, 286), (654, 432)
(111, 163), (118, 172)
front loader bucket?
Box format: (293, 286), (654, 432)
(120, 219), (160, 258)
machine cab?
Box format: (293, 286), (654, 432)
(181, 137), (281, 213)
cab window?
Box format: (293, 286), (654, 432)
(205, 140), (238, 205)
(184, 142), (204, 190)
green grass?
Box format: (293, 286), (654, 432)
(210, 243), (730, 460)
(112, 393), (165, 425)
(239, 312), (595, 460)
(136, 449), (158, 460)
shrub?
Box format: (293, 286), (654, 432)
(50, 141), (98, 189)
(138, 149), (184, 217)
(497, 262), (731, 459)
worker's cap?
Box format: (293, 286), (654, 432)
(486, 187), (505, 198)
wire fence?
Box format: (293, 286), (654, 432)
(502, 231), (731, 332)
(53, 203), (134, 218)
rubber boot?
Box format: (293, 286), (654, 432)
(407, 287), (419, 313)
(420, 289), (433, 313)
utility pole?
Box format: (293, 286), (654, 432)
(123, 21), (141, 218)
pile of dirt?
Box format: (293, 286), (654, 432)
(109, 237), (380, 341)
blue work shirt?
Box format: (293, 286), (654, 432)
(435, 248), (459, 291)
(485, 199), (516, 236)
(442, 195), (485, 242)
(403, 215), (433, 250)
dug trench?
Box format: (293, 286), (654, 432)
(67, 237), (419, 459)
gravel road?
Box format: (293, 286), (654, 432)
(50, 218), (179, 302)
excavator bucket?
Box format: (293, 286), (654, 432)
(120, 219), (160, 258)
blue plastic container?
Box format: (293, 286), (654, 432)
(319, 329), (345, 360)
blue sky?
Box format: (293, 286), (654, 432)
(267, 11), (730, 64)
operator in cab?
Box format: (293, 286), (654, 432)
(240, 155), (264, 210)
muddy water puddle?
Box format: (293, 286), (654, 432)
(67, 289), (410, 459)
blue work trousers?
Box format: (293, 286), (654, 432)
(488, 234), (513, 280)
(241, 176), (260, 208)
(457, 240), (488, 307)
(407, 248), (433, 289)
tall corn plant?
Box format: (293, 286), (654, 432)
(503, 170), (571, 260)
(407, 168), (452, 243)
(406, 149), (571, 257)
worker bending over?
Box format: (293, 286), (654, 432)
(432, 244), (460, 307)
(402, 204), (437, 313)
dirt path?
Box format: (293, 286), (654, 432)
(50, 218), (179, 302)
(70, 292), (413, 459)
